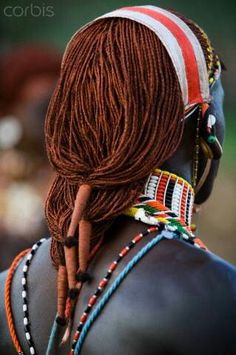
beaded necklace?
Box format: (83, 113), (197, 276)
(70, 170), (207, 354)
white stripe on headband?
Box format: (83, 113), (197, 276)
(143, 6), (209, 104)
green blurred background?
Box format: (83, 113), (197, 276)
(0, 0), (235, 264)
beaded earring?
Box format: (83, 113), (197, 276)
(192, 106), (201, 190)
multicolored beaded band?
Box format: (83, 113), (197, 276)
(21, 238), (46, 355)
(125, 169), (194, 234)
(70, 223), (207, 353)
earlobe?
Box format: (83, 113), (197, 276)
(199, 135), (223, 160)
(199, 104), (223, 160)
(193, 98), (223, 196)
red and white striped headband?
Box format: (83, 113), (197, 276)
(64, 5), (210, 110)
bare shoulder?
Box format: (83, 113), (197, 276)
(115, 239), (236, 354)
(73, 238), (236, 355)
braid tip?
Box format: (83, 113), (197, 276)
(60, 318), (73, 345)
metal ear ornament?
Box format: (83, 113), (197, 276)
(200, 104), (223, 160)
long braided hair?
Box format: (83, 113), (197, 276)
(45, 17), (185, 268)
(44, 12), (217, 323)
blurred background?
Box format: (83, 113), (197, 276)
(0, 0), (235, 270)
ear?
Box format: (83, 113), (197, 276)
(199, 106), (223, 160)
(194, 78), (225, 204)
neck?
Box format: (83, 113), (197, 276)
(125, 169), (195, 235)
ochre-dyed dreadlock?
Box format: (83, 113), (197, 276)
(45, 17), (184, 266)
(44, 14), (216, 326)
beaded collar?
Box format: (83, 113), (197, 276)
(125, 169), (195, 238)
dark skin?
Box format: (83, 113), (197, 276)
(1, 78), (236, 355)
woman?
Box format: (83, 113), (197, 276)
(1, 5), (236, 355)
